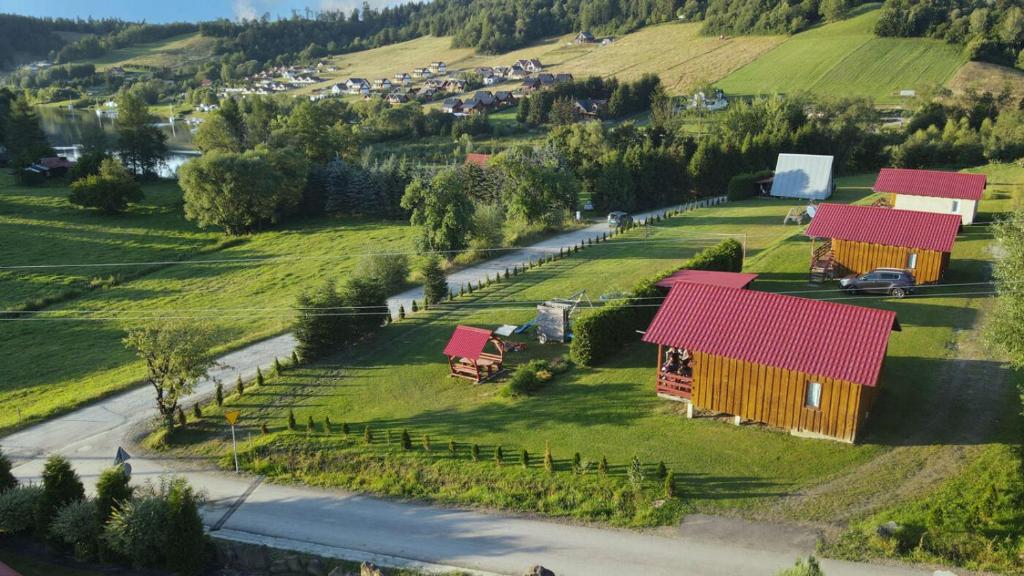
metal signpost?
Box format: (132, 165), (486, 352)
(224, 410), (241, 474)
(113, 446), (132, 478)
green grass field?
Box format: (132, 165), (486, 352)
(718, 5), (966, 104)
(158, 164), (1021, 530)
(84, 33), (216, 72)
(0, 175), (419, 434)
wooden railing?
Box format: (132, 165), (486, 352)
(657, 371), (692, 399)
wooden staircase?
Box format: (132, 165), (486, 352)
(809, 240), (834, 283)
(871, 196), (893, 208)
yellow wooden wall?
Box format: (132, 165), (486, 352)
(690, 351), (875, 442)
(832, 238), (946, 283)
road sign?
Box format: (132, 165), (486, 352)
(224, 410), (241, 473)
(113, 446), (132, 466)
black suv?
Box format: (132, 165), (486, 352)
(839, 268), (916, 298)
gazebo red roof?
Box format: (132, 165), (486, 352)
(805, 203), (961, 253)
(465, 153), (491, 167)
(655, 270), (758, 289)
(873, 168), (986, 200)
(443, 325), (494, 361)
(39, 156), (75, 170)
(642, 284), (899, 387)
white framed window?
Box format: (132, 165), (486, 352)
(907, 253), (918, 269)
(805, 381), (822, 409)
(951, 200), (960, 213)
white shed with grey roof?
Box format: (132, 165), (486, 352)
(769, 153), (834, 200)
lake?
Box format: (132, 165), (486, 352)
(37, 106), (199, 178)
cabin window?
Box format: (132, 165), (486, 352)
(907, 253), (918, 269)
(805, 381), (822, 409)
(951, 200), (960, 213)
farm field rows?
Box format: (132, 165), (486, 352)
(0, 175), (419, 433)
(161, 164), (1022, 524)
(718, 6), (966, 104)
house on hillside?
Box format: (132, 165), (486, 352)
(22, 156), (75, 181)
(514, 59), (543, 72)
(804, 203), (961, 284)
(520, 77), (541, 93)
(770, 153), (835, 200)
(431, 61), (447, 74)
(691, 89), (728, 111)
(394, 72), (412, 86)
(443, 78), (467, 93)
(386, 92), (410, 105)
(441, 97), (464, 114)
(462, 91), (495, 114)
(873, 168), (986, 225)
(509, 65), (530, 80)
(574, 31), (596, 44)
(573, 98), (607, 119)
(372, 78), (393, 91)
(344, 78), (370, 95)
(554, 73), (574, 84)
(482, 73), (499, 86)
(413, 67), (432, 78)
(493, 91), (514, 106)
(642, 280), (900, 442)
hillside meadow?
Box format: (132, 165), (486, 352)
(0, 175), (418, 433)
(718, 5), (966, 104)
(85, 32), (217, 72)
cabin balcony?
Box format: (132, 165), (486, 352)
(656, 371), (692, 400)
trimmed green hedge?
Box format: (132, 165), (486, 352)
(569, 239), (743, 367)
(726, 170), (773, 201)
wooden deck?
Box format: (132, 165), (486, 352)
(656, 371), (692, 399)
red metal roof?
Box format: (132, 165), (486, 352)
(0, 561), (22, 576)
(805, 203), (960, 253)
(873, 168), (986, 200)
(443, 325), (494, 360)
(642, 284), (899, 387)
(39, 156), (75, 170)
(465, 153), (491, 167)
(655, 270), (759, 289)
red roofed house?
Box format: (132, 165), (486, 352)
(655, 270), (758, 290)
(443, 325), (504, 382)
(643, 283), (899, 442)
(805, 203), (961, 284)
(874, 168), (986, 225)
(464, 153), (491, 168)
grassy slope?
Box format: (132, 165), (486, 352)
(0, 176), (418, 433)
(161, 165), (1021, 529)
(945, 61), (1024, 96)
(718, 6), (966, 104)
(305, 23), (783, 97)
(84, 33), (216, 72)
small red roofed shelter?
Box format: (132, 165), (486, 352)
(643, 283), (899, 442)
(805, 203), (961, 284)
(443, 325), (504, 382)
(464, 153), (491, 168)
(655, 270), (758, 290)
(873, 168), (986, 225)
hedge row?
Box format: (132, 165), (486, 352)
(569, 238), (744, 367)
(726, 170), (773, 202)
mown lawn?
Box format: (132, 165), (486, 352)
(0, 177), (419, 434)
(718, 4), (966, 104)
(83, 32), (217, 72)
(162, 165), (1022, 529)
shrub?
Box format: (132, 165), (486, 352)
(95, 465), (132, 523)
(306, 415), (316, 433)
(165, 478), (208, 576)
(324, 416), (333, 433)
(260, 422), (269, 434)
(726, 170), (771, 202)
(572, 452), (582, 473)
(255, 367), (264, 387)
(422, 434), (431, 452)
(448, 439), (456, 455)
(287, 409), (297, 430)
(37, 455), (85, 535)
(544, 443), (554, 474)
(364, 425), (372, 444)
(599, 456), (609, 474)
(401, 429), (412, 450)
(411, 300), (419, 313)
(192, 403), (202, 419)
(104, 495), (170, 568)
(398, 304), (406, 320)
(341, 422), (350, 435)
(656, 461), (667, 479)
(421, 253), (449, 305)
(494, 445), (503, 465)
(357, 253), (409, 294)
(176, 407), (186, 427)
(50, 499), (101, 560)
(775, 556), (824, 576)
(274, 357), (283, 374)
(236, 375), (245, 396)
(627, 456), (644, 489)
(502, 359), (551, 396)
(521, 449), (529, 468)
(664, 470), (676, 498)
(291, 350), (300, 366)
(471, 444), (480, 462)
(68, 158), (143, 214)
(0, 486), (43, 534)
(215, 382), (223, 406)
(0, 448), (16, 493)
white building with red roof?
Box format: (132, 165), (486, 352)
(874, 168), (987, 225)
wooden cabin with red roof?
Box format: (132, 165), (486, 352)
(805, 203), (961, 284)
(443, 325), (504, 382)
(642, 284), (899, 442)
(874, 168), (986, 225)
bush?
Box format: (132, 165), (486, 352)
(215, 382), (223, 406)
(287, 409), (297, 430)
(68, 158), (144, 214)
(95, 465), (132, 523)
(501, 359), (551, 396)
(401, 429), (412, 450)
(0, 486), (43, 534)
(358, 253), (409, 294)
(726, 170), (772, 201)
(164, 478), (208, 576)
(50, 499), (101, 560)
(0, 448), (16, 493)
(775, 556), (824, 576)
(570, 239), (743, 366)
(37, 454), (85, 535)
(104, 495), (170, 568)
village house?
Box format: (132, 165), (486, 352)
(573, 98), (607, 119)
(509, 65), (530, 80)
(417, 86), (439, 101)
(554, 73), (574, 84)
(513, 59), (544, 73)
(372, 78), (393, 91)
(413, 67), (432, 78)
(520, 77), (541, 93)
(475, 66), (494, 76)
(482, 73), (499, 86)
(493, 91), (514, 107)
(642, 279), (900, 442)
(442, 78), (467, 93)
(873, 168), (986, 225)
(394, 72), (413, 86)
(386, 92), (410, 105)
(441, 97), (463, 114)
(344, 78), (370, 95)
(574, 31), (596, 44)
(805, 203), (961, 284)
(430, 61), (447, 74)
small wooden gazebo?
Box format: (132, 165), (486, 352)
(443, 325), (505, 382)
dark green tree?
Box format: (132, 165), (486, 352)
(115, 91), (167, 177)
(36, 455), (85, 535)
(94, 465), (132, 523)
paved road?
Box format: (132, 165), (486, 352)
(1, 197), (937, 575)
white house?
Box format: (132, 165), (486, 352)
(345, 78), (370, 95)
(874, 168), (986, 225)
